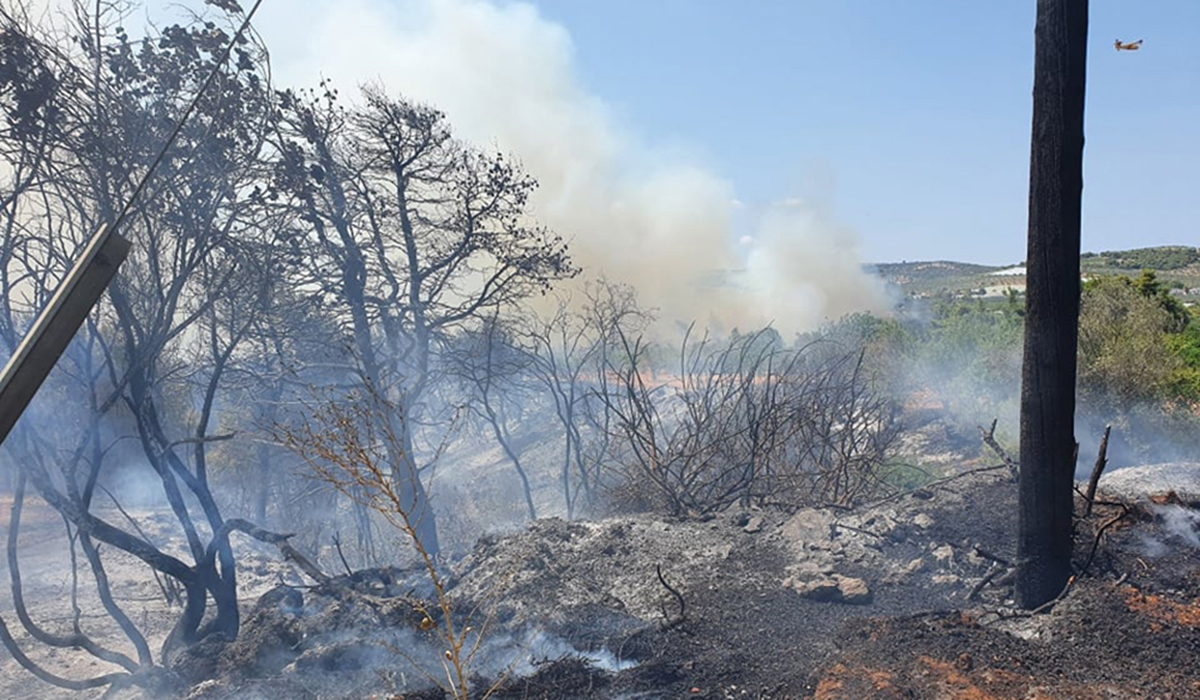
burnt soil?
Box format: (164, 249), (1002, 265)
(469, 473), (1200, 700)
(10, 467), (1199, 700)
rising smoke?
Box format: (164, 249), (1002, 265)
(253, 0), (893, 335)
(20, 0), (894, 333)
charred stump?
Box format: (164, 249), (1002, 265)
(1017, 0), (1088, 608)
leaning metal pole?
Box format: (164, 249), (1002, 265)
(0, 225), (131, 446)
(0, 1), (266, 451)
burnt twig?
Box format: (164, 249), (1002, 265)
(968, 565), (1006, 601)
(861, 464), (1010, 509)
(1080, 505), (1131, 576)
(206, 519), (329, 585)
(332, 532), (353, 576)
(655, 564), (685, 630)
(98, 484), (179, 606)
(833, 522), (883, 539)
(981, 575), (1075, 624)
(1083, 424), (1112, 517)
(1030, 575), (1076, 615)
(978, 419), (1018, 480)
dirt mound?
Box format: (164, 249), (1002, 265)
(451, 468), (1021, 628)
(183, 568), (441, 700)
(451, 469), (1025, 698)
(457, 466), (1200, 699)
(450, 515), (759, 627)
(186, 465), (1200, 699)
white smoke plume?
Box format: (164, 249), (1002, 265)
(255, 0), (892, 335)
(21, 0), (894, 334)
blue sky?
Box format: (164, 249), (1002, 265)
(529, 1), (1198, 264)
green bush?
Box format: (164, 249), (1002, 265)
(1078, 276), (1182, 403)
(1079, 273), (1196, 405)
(1166, 322), (1200, 402)
(828, 281), (1197, 467)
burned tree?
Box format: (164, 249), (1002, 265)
(268, 84), (577, 556)
(1017, 0), (1088, 608)
(446, 279), (649, 523)
(449, 311), (542, 521)
(521, 280), (650, 518)
(0, 3), (328, 693)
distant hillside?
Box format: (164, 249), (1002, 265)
(874, 245), (1200, 301)
(873, 260), (1001, 280)
(871, 261), (1001, 295)
(1082, 246), (1200, 272)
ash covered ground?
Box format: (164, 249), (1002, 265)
(6, 458), (1199, 700)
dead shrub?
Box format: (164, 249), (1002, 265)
(599, 327), (900, 516)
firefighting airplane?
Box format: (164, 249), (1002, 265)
(1114, 39), (1144, 51)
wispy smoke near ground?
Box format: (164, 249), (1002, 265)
(1135, 504), (1200, 558)
(255, 0), (893, 334)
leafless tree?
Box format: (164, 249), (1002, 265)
(448, 311), (541, 521)
(515, 280), (651, 518)
(267, 84), (577, 555)
(0, 4), (327, 693)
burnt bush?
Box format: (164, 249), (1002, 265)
(600, 327), (900, 516)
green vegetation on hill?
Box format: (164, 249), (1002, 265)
(873, 261), (1006, 296)
(833, 268), (1200, 466)
(878, 245), (1200, 301)
(873, 261), (1001, 280)
(1082, 246), (1200, 271)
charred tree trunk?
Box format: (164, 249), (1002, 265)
(1017, 0), (1088, 609)
(395, 421), (440, 558)
(481, 399), (537, 522)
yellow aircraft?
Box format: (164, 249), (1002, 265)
(1114, 39), (1143, 51)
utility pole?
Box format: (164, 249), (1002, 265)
(1017, 0), (1088, 608)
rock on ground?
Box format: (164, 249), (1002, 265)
(1097, 462), (1200, 505)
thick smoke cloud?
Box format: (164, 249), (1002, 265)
(255, 0), (892, 334)
(25, 0), (893, 334)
